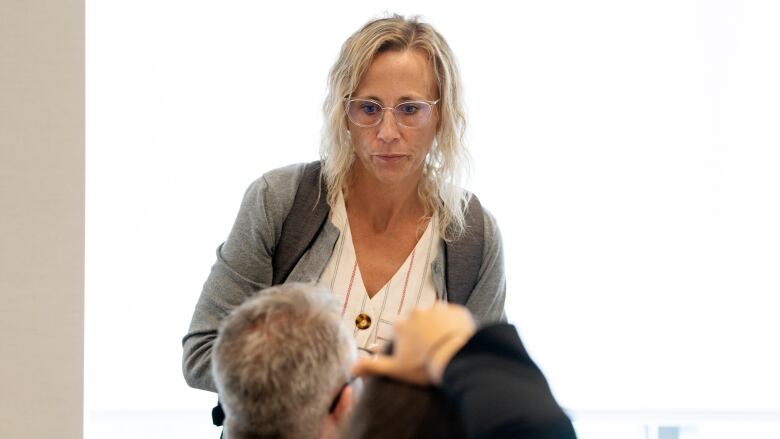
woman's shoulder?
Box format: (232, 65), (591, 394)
(258, 162), (308, 188)
(479, 202), (500, 242)
(462, 192), (500, 241)
(243, 161), (315, 196)
(239, 162), (314, 223)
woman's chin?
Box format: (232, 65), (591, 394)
(368, 167), (418, 188)
(373, 154), (408, 166)
(351, 156), (421, 188)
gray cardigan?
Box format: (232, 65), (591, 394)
(182, 163), (507, 392)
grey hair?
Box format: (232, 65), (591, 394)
(212, 283), (355, 439)
(320, 14), (471, 241)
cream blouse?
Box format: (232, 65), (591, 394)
(318, 192), (442, 350)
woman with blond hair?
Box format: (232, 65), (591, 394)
(183, 15), (507, 415)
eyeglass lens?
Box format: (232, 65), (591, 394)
(347, 99), (432, 128)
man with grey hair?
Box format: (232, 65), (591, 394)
(211, 283), (357, 439)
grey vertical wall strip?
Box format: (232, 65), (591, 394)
(0, 0), (84, 438)
(658, 426), (680, 439)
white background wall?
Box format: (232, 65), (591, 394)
(1, 1), (84, 438)
(85, 1), (780, 437)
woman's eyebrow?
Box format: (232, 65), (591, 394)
(352, 95), (383, 103)
(353, 95), (429, 103)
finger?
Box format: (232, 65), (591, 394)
(352, 358), (430, 386)
(394, 317), (408, 334)
(351, 355), (396, 378)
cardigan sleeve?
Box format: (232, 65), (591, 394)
(181, 164), (304, 392)
(465, 208), (507, 324)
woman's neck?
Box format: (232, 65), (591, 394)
(345, 170), (425, 233)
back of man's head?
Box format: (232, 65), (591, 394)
(212, 283), (355, 439)
(342, 371), (468, 439)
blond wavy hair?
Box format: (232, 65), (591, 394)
(320, 15), (471, 241)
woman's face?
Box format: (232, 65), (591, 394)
(348, 49), (439, 188)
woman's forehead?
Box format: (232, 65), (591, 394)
(353, 49), (438, 101)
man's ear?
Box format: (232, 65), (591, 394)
(330, 385), (353, 424)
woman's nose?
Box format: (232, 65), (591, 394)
(377, 109), (401, 142)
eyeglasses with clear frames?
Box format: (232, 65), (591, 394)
(345, 98), (440, 128)
(328, 375), (361, 414)
(327, 347), (374, 414)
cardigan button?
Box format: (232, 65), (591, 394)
(355, 313), (372, 330)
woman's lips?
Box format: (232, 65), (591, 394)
(374, 154), (407, 162)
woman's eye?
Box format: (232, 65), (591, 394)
(399, 103), (420, 114)
(361, 103), (380, 114)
